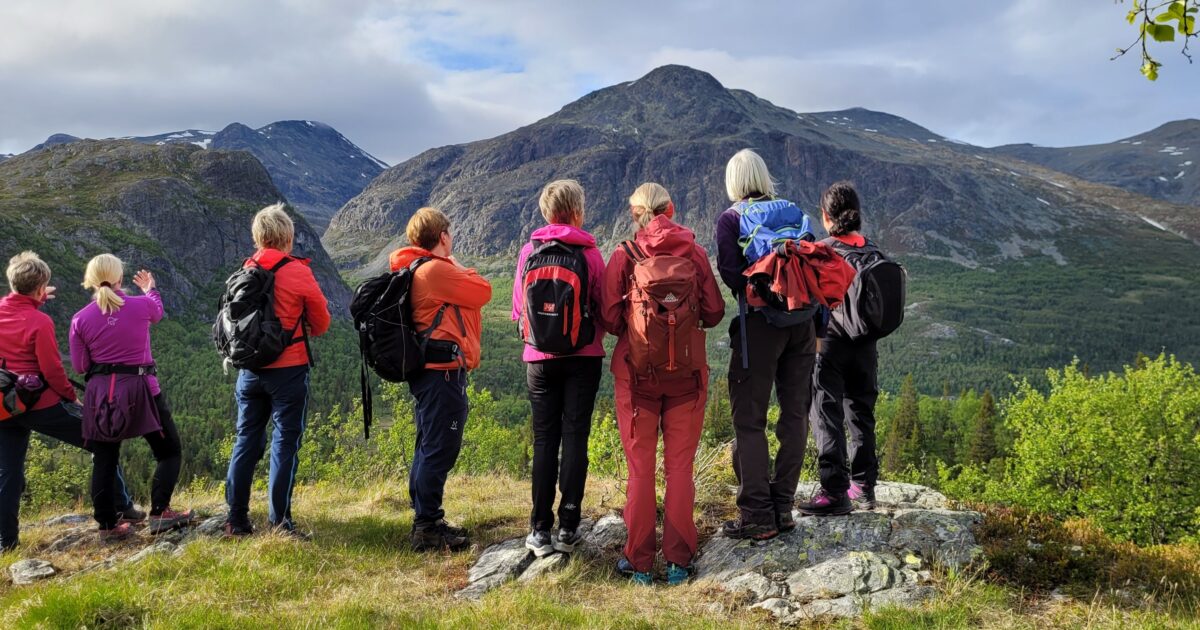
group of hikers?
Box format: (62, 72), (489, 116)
(0, 148), (905, 587)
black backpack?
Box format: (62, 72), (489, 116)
(351, 257), (463, 437)
(520, 240), (596, 354)
(0, 360), (45, 421)
(213, 257), (309, 371)
(827, 239), (907, 340)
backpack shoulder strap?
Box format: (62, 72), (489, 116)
(620, 240), (648, 262)
(268, 256), (294, 273)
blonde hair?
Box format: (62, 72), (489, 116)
(724, 148), (776, 202)
(6, 251), (51, 296)
(628, 182), (672, 228)
(538, 179), (585, 225)
(83, 254), (125, 315)
(252, 203), (295, 252)
(406, 207), (451, 250)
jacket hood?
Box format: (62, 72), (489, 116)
(530, 224), (598, 248)
(389, 246), (437, 272)
(249, 248), (312, 269)
(635, 215), (697, 257)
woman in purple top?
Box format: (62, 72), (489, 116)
(69, 254), (193, 541)
(512, 180), (607, 557)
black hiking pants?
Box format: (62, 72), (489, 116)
(728, 310), (817, 526)
(91, 395), (182, 529)
(810, 337), (880, 494)
(527, 356), (603, 533)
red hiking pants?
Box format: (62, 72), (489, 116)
(615, 375), (706, 572)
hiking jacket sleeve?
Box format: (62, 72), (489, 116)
(428, 263), (493, 311)
(694, 245), (726, 329)
(511, 244), (530, 322)
(35, 316), (76, 403)
(716, 210), (747, 296)
(301, 266), (332, 337)
(144, 289), (164, 324)
(601, 247), (631, 336)
(68, 317), (90, 382)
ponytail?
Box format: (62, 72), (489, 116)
(82, 254), (126, 315)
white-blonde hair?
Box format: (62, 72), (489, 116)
(6, 251), (51, 296)
(252, 203), (295, 252)
(628, 183), (672, 228)
(83, 254), (125, 315)
(725, 148), (776, 202)
(538, 179), (585, 225)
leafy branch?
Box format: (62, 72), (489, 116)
(1113, 0), (1198, 80)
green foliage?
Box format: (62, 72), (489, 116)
(966, 390), (998, 465)
(1119, 0), (1199, 80)
(998, 355), (1200, 545)
(882, 375), (922, 475)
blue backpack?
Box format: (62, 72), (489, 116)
(736, 198), (814, 263)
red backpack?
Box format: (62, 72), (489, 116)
(620, 241), (701, 380)
(521, 240), (596, 354)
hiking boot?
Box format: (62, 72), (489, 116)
(436, 519), (467, 538)
(796, 488), (853, 516)
(525, 530), (555, 557)
(99, 522), (135, 542)
(223, 519), (254, 538)
(721, 519), (779, 541)
(776, 508), (796, 533)
(616, 557), (652, 586)
(553, 528), (582, 554)
(849, 483), (877, 511)
(116, 506), (147, 525)
(411, 522), (470, 552)
(148, 508), (196, 535)
(666, 562), (694, 586)
(270, 522), (313, 541)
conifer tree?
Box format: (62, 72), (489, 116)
(883, 374), (922, 473)
(967, 389), (998, 464)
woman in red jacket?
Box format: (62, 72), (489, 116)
(601, 183), (725, 585)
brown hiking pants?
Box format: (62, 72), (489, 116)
(728, 310), (817, 526)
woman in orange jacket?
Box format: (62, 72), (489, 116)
(601, 183), (725, 585)
(388, 207), (492, 552)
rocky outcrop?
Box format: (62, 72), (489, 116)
(695, 482), (981, 621)
(8, 559), (56, 585)
(456, 514), (627, 601)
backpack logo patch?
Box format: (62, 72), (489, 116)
(663, 292), (679, 303)
(542, 302), (557, 314)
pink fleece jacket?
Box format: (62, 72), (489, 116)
(512, 224), (607, 362)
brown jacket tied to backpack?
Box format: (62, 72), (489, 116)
(602, 215), (725, 388)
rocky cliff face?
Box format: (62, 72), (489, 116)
(24, 121), (385, 234)
(0, 140), (350, 319)
(324, 65), (1196, 278)
(990, 119), (1200, 208)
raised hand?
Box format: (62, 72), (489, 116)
(133, 269), (156, 293)
(42, 285), (57, 301)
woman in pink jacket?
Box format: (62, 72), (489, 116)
(512, 179), (607, 557)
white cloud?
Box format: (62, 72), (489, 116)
(0, 0), (1196, 164)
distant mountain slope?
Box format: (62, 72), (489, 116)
(325, 65), (1196, 276)
(991, 120), (1200, 207)
(0, 140), (351, 318)
(24, 121), (386, 233)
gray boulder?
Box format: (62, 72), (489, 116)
(42, 513), (91, 527)
(696, 482), (982, 620)
(455, 538), (534, 601)
(9, 559), (56, 585)
(125, 541), (178, 564)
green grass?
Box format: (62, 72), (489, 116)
(3, 476), (1199, 629)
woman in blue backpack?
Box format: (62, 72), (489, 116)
(715, 149), (819, 539)
(512, 179), (607, 557)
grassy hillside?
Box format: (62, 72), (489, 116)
(2, 476), (1197, 629)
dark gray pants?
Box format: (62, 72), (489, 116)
(728, 311), (817, 526)
(810, 337), (879, 494)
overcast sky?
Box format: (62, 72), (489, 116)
(1, 0), (1196, 164)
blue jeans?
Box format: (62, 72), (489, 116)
(226, 365), (310, 528)
(0, 402), (133, 549)
(408, 368), (467, 527)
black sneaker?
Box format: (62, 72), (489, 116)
(525, 530), (554, 557)
(411, 522), (470, 552)
(223, 520), (254, 538)
(437, 519), (467, 538)
(849, 483), (877, 510)
(553, 528), (582, 553)
(269, 521), (313, 541)
(116, 506), (147, 525)
(721, 519), (779, 541)
(776, 508), (796, 533)
(796, 488), (853, 516)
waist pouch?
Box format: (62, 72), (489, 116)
(424, 339), (462, 365)
(83, 368), (162, 443)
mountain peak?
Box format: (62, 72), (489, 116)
(630, 64), (725, 92)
